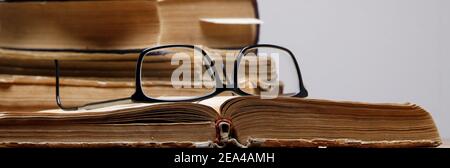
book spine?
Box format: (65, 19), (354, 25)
(215, 118), (232, 143)
(214, 118), (249, 148)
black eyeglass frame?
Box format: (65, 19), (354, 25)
(55, 44), (308, 110)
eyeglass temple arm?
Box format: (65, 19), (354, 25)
(54, 60), (79, 111)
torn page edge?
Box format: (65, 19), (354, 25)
(0, 141), (216, 148)
(245, 138), (442, 148)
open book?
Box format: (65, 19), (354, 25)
(0, 96), (441, 148)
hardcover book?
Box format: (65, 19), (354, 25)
(0, 0), (260, 50)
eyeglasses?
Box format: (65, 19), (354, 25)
(55, 44), (308, 110)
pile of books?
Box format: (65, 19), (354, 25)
(0, 0), (442, 148)
(0, 0), (260, 111)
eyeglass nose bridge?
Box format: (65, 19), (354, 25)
(214, 59), (251, 96)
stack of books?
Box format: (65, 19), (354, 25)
(0, 0), (442, 148)
(0, 0), (260, 111)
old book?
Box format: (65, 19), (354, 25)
(158, 0), (260, 48)
(0, 47), (272, 86)
(0, 75), (231, 111)
(0, 0), (260, 50)
(0, 47), (272, 110)
(0, 48), (245, 77)
(0, 47), (242, 61)
(0, 96), (442, 148)
(0, 74), (267, 111)
(0, 0), (160, 50)
(0, 60), (197, 78)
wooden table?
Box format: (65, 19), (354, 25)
(439, 139), (449, 148)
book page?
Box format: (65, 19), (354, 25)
(198, 96), (237, 113)
(221, 96), (441, 148)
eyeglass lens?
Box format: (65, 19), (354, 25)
(237, 47), (301, 98)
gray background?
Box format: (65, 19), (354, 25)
(258, 0), (450, 138)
